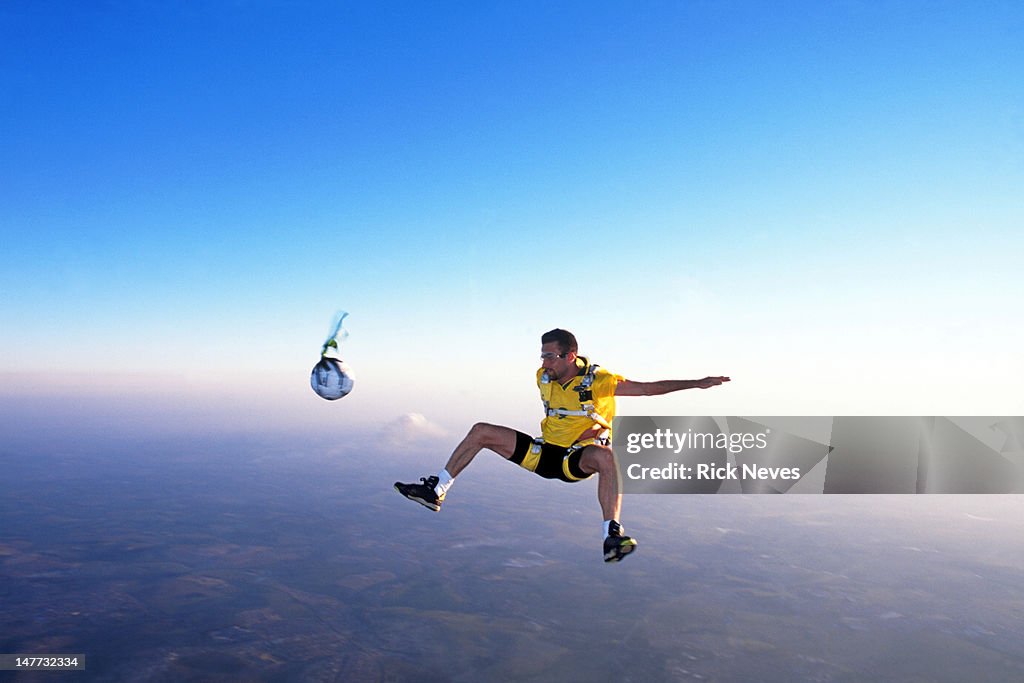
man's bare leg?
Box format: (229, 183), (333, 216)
(395, 422), (518, 511)
(578, 445), (621, 521)
(579, 445), (637, 562)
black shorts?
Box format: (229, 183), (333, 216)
(510, 431), (593, 483)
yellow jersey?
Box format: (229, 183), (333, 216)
(536, 358), (623, 447)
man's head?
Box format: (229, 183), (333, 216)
(540, 328), (579, 382)
(541, 328), (578, 354)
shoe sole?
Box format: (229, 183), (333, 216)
(604, 539), (638, 563)
(394, 484), (441, 512)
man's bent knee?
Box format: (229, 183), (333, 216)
(468, 422), (517, 456)
(579, 445), (615, 475)
(468, 422), (499, 444)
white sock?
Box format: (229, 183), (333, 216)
(435, 468), (454, 497)
(603, 520), (613, 539)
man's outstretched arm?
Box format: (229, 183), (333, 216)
(615, 376), (730, 396)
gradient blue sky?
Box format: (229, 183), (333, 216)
(2, 1), (1022, 438)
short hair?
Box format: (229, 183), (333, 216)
(541, 328), (578, 354)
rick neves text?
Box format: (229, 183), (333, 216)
(626, 462), (801, 481)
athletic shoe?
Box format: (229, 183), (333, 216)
(603, 521), (637, 563)
(394, 475), (443, 512)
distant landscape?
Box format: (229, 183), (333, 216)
(2, 432), (1022, 681)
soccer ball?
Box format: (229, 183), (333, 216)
(310, 357), (354, 400)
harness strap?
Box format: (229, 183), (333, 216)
(560, 431), (611, 481)
(545, 407), (611, 430)
(520, 437), (545, 472)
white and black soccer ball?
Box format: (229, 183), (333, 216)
(310, 357), (355, 400)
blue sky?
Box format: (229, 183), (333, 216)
(2, 1), (1022, 438)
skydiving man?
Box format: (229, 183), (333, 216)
(395, 328), (730, 562)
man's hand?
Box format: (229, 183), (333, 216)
(694, 376), (730, 389)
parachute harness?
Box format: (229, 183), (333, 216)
(540, 360), (612, 430)
(535, 357), (612, 456)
